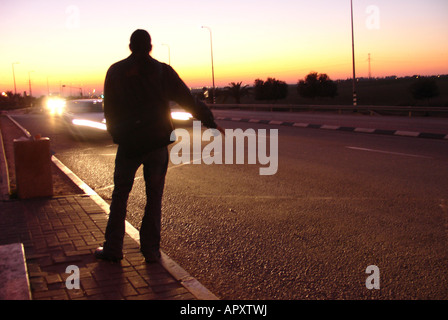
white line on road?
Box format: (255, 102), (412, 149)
(354, 128), (375, 133)
(394, 130), (420, 137)
(168, 153), (218, 170)
(293, 123), (309, 127)
(321, 125), (340, 130)
(346, 146), (432, 159)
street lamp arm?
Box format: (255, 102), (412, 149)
(62, 85), (83, 97)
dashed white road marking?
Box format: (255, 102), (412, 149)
(346, 146), (432, 159)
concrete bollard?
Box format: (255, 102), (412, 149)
(13, 136), (53, 199)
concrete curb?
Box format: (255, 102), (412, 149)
(0, 120), (11, 200)
(215, 116), (448, 140)
(6, 114), (219, 301)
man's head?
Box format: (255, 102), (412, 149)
(129, 29), (152, 53)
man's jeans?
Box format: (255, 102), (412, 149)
(103, 145), (169, 259)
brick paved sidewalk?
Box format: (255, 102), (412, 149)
(0, 195), (202, 300)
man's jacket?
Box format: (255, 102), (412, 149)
(104, 53), (217, 157)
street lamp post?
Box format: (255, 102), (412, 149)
(201, 26), (216, 104)
(28, 71), (34, 97)
(350, 0), (357, 108)
(12, 62), (19, 95)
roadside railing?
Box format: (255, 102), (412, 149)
(209, 104), (448, 117)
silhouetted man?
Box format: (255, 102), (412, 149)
(95, 29), (223, 263)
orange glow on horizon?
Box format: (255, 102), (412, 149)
(1, 1), (447, 97)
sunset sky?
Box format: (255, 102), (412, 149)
(1, 0), (447, 97)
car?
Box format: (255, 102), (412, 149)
(44, 96), (67, 116)
(62, 99), (108, 140)
(62, 99), (194, 139)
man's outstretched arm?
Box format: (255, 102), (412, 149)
(163, 64), (224, 133)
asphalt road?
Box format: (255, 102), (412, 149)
(12, 112), (448, 300)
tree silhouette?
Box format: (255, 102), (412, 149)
(0, 90), (26, 109)
(254, 77), (288, 101)
(224, 82), (251, 104)
(409, 78), (439, 101)
(297, 72), (338, 99)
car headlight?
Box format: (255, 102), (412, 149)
(171, 111), (193, 121)
(72, 119), (107, 131)
(46, 98), (66, 115)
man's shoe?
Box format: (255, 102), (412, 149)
(144, 251), (161, 263)
(94, 247), (123, 262)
